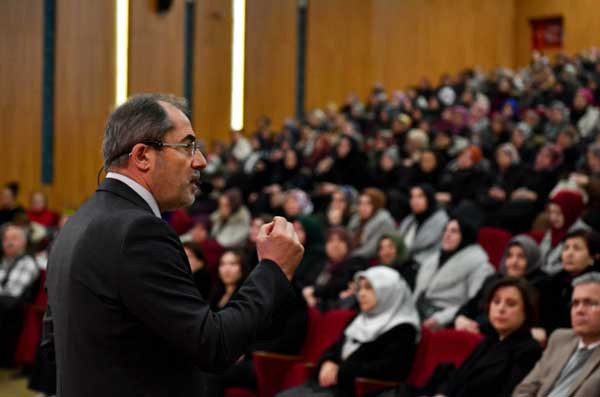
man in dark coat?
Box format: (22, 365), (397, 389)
(46, 94), (304, 397)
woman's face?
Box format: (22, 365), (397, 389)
(505, 244), (528, 277)
(489, 286), (526, 338)
(357, 194), (375, 221)
(284, 195), (301, 217)
(326, 234), (349, 262)
(420, 151), (437, 173)
(410, 187), (428, 214)
(337, 138), (351, 158)
(495, 149), (511, 170)
(442, 220), (462, 251)
(548, 203), (565, 229)
(219, 252), (243, 286)
(218, 196), (232, 217)
(249, 218), (265, 243)
(561, 236), (594, 275)
(357, 278), (377, 313)
(284, 150), (298, 169)
(378, 238), (397, 265)
(535, 149), (552, 170)
(330, 191), (348, 211)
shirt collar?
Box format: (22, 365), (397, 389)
(578, 338), (600, 351)
(106, 172), (161, 218)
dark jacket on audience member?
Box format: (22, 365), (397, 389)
(319, 323), (417, 397)
(437, 328), (542, 397)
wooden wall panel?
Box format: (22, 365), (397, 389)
(53, 0), (115, 209)
(306, 0), (515, 110)
(129, 0), (185, 96)
(0, 0), (43, 209)
(193, 1), (232, 144)
(306, 0), (373, 112)
(371, 0), (515, 92)
(244, 0), (297, 132)
(515, 0), (600, 67)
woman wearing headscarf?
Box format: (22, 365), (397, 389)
(398, 184), (449, 264)
(278, 266), (419, 397)
(303, 228), (367, 312)
(209, 188), (251, 249)
(413, 217), (495, 330)
(454, 235), (546, 337)
(314, 135), (368, 189)
(571, 87), (599, 139)
(480, 143), (526, 214)
(539, 189), (588, 274)
(347, 188), (396, 260)
(375, 234), (417, 290)
(487, 143), (564, 234)
(293, 216), (327, 289)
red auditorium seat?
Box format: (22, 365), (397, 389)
(477, 227), (512, 269)
(526, 230), (545, 244)
(224, 387), (258, 397)
(355, 328), (484, 397)
(251, 308), (356, 397)
(14, 269), (48, 366)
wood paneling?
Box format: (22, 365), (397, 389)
(307, 0), (516, 110)
(0, 0), (43, 209)
(193, 1), (232, 144)
(244, 0), (297, 133)
(129, 0), (185, 96)
(515, 0), (600, 67)
(306, 0), (373, 112)
(53, 0), (115, 209)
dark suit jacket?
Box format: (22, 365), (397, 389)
(46, 178), (295, 397)
(441, 328), (542, 397)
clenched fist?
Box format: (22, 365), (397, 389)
(256, 216), (304, 280)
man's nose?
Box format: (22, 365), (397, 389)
(192, 151), (207, 169)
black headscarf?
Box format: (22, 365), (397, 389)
(413, 183), (438, 226)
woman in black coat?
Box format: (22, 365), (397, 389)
(412, 277), (542, 397)
(279, 266), (420, 397)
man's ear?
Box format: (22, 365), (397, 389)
(129, 143), (153, 172)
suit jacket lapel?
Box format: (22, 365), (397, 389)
(97, 178), (155, 215)
(569, 345), (600, 396)
(540, 336), (578, 396)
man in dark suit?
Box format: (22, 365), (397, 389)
(46, 94), (304, 397)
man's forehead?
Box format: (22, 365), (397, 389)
(573, 282), (600, 298)
(159, 101), (196, 140)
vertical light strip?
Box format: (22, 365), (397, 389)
(230, 0), (246, 130)
(115, 0), (130, 105)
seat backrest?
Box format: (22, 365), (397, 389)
(299, 307), (323, 362)
(408, 328), (483, 388)
(304, 309), (356, 363)
(477, 227), (512, 269)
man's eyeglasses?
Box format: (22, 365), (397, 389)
(142, 139), (200, 157)
(570, 298), (600, 309)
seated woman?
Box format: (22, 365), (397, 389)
(537, 228), (600, 335)
(347, 188), (395, 260)
(413, 218), (494, 331)
(454, 235), (547, 339)
(183, 241), (212, 299)
(293, 216), (327, 289)
(397, 184), (448, 263)
(408, 277), (542, 397)
(209, 250), (249, 311)
(278, 266), (420, 397)
(375, 234), (416, 290)
(539, 189), (588, 275)
(210, 188), (251, 249)
(303, 228), (367, 311)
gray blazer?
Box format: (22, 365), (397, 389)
(348, 208), (396, 259)
(513, 329), (600, 397)
(413, 244), (494, 326)
(397, 209), (448, 262)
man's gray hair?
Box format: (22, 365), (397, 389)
(572, 272), (600, 288)
(102, 93), (189, 170)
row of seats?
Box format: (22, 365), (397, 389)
(225, 308), (484, 397)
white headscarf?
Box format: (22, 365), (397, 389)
(341, 266), (420, 360)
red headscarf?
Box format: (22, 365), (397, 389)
(549, 190), (586, 246)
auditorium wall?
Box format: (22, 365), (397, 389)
(2, 0), (600, 210)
